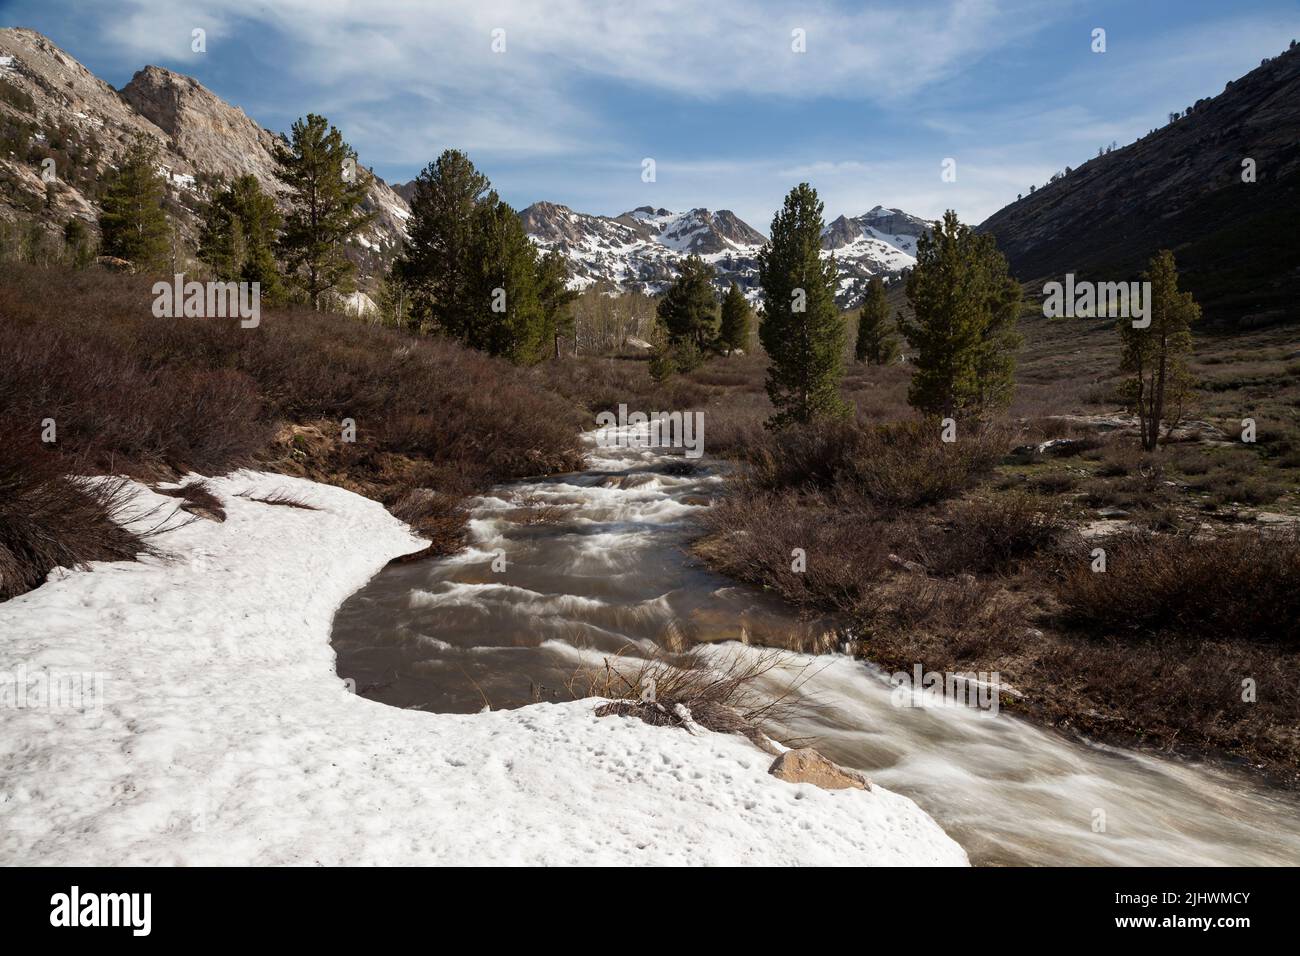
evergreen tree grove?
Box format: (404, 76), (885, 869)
(1120, 249), (1199, 451)
(757, 182), (847, 427)
(198, 174), (285, 304)
(718, 282), (752, 356)
(536, 250), (578, 358)
(656, 255), (719, 351)
(274, 114), (373, 309)
(464, 195), (547, 363)
(854, 275), (898, 364)
(98, 136), (171, 273)
(899, 210), (1022, 420)
(394, 149), (491, 338)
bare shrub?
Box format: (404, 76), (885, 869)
(575, 646), (817, 748)
(741, 418), (1007, 510)
(696, 489), (892, 612)
(387, 488), (467, 556)
(0, 442), (152, 601)
(908, 494), (1072, 576)
(1054, 529), (1300, 645)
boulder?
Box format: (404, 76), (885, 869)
(768, 748), (870, 791)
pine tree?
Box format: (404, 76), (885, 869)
(274, 114), (373, 309)
(899, 210), (1021, 420)
(657, 255), (719, 351)
(394, 149), (491, 338)
(854, 275), (898, 364)
(1120, 250), (1198, 451)
(718, 282), (752, 356)
(757, 183), (846, 427)
(536, 250), (578, 358)
(198, 174), (285, 304)
(464, 195), (546, 363)
(98, 136), (170, 273)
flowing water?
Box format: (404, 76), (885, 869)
(332, 426), (1300, 866)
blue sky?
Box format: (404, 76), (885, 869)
(2, 0), (1296, 231)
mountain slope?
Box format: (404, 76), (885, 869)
(978, 42), (1300, 327)
(0, 28), (409, 287)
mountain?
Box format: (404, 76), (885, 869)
(820, 206), (931, 306)
(0, 28), (410, 288)
(519, 201), (765, 298)
(520, 200), (929, 306)
(978, 41), (1300, 328)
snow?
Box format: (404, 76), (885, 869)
(0, 472), (968, 866)
(0, 55), (14, 74)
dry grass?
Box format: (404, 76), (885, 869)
(0, 441), (156, 601)
(233, 488), (320, 510)
(156, 479), (227, 522)
(574, 646), (818, 749)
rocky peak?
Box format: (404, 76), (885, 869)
(120, 64), (281, 190)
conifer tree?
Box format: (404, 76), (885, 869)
(657, 255), (719, 351)
(464, 195), (546, 363)
(757, 183), (846, 427)
(718, 282), (752, 356)
(1120, 249), (1198, 451)
(394, 149), (491, 338)
(854, 275), (898, 364)
(899, 210), (1021, 419)
(274, 114), (373, 309)
(536, 250), (578, 358)
(98, 136), (170, 273)
(198, 174), (285, 304)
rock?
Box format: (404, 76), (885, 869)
(94, 255), (134, 273)
(1097, 506), (1130, 518)
(768, 748), (870, 791)
(887, 552), (926, 574)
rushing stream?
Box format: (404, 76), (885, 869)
(332, 426), (1300, 866)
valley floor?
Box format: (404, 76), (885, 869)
(0, 472), (966, 866)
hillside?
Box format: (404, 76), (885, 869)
(0, 28), (410, 289)
(978, 42), (1300, 328)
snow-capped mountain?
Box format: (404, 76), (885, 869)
(521, 200), (931, 307)
(821, 206), (932, 306)
(520, 202), (766, 297)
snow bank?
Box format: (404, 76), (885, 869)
(0, 473), (967, 866)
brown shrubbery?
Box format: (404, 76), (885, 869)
(739, 418), (1006, 509)
(1055, 529), (1300, 645)
(0, 264), (586, 599)
(907, 494), (1071, 576)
